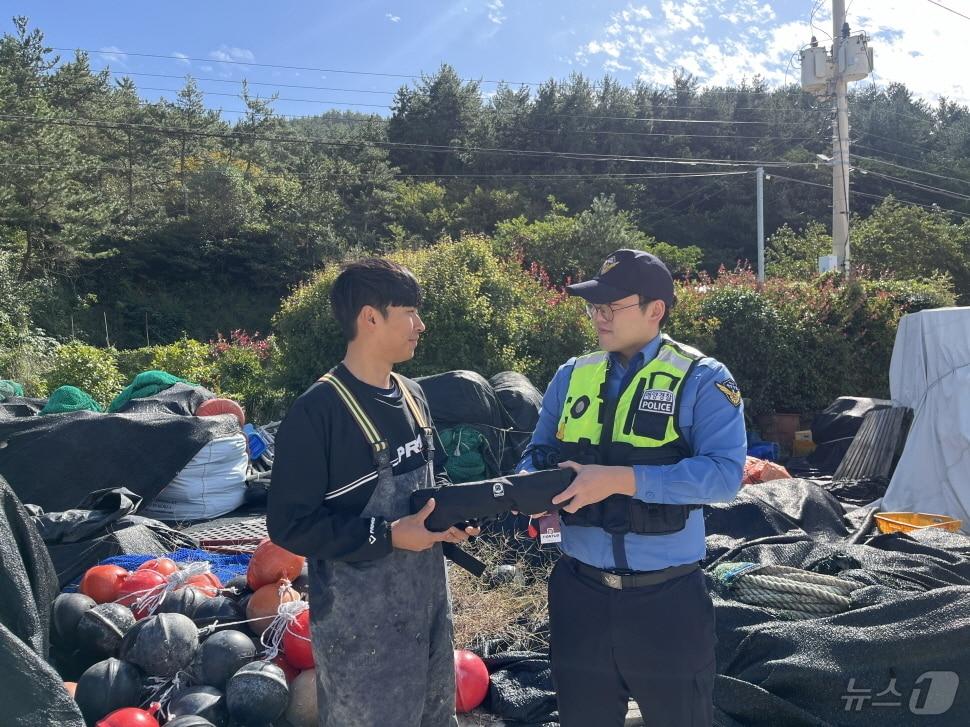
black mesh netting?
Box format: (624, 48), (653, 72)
(477, 479), (970, 726)
(0, 400), (239, 513)
(0, 475), (85, 726)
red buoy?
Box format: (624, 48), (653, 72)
(282, 608), (314, 670)
(95, 703), (161, 727)
(454, 649), (489, 713)
(79, 565), (129, 604)
(116, 570), (167, 619)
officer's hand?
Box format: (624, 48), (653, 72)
(390, 498), (451, 551)
(552, 461), (636, 514)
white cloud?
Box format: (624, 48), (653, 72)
(486, 0), (506, 25)
(200, 65), (214, 73)
(660, 0), (704, 32)
(208, 45), (255, 63)
(98, 46), (127, 65)
(574, 0), (970, 105)
(172, 52), (190, 65)
(587, 40), (622, 58)
(386, 13), (401, 23)
(605, 59), (633, 72)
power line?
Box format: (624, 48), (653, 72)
(68, 46), (790, 98)
(100, 70), (803, 113)
(0, 113), (821, 168)
(926, 0), (970, 22)
(108, 85), (815, 125)
(769, 173), (970, 218)
(0, 160), (751, 182)
(136, 85), (390, 109)
(851, 153), (970, 188)
(53, 46), (541, 86)
(855, 168), (970, 201)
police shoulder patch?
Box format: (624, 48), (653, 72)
(715, 378), (742, 407)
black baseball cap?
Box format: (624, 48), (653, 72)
(566, 249), (674, 305)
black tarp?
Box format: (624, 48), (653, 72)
(0, 396), (47, 420)
(804, 397), (893, 475)
(416, 370), (515, 477)
(474, 480), (970, 726)
(483, 651), (558, 727)
(28, 487), (198, 587)
(0, 475), (85, 726)
(0, 408), (239, 513)
(112, 382), (215, 416)
(490, 371), (543, 473)
(705, 480), (970, 727)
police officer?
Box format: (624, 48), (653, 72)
(518, 249), (746, 726)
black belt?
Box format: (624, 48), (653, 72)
(566, 555), (699, 590)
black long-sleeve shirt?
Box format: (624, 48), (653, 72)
(267, 364), (449, 562)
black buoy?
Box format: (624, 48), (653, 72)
(76, 602), (136, 657)
(165, 714), (216, 727)
(194, 629), (256, 690)
(223, 574), (249, 598)
(163, 717), (216, 727)
(74, 657), (144, 725)
(192, 596), (242, 631)
(225, 661), (290, 725)
(52, 592), (97, 649)
(168, 686), (228, 727)
(119, 612), (199, 677)
(156, 587), (207, 618)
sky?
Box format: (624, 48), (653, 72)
(12, 0), (970, 118)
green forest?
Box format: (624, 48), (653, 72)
(3, 16), (970, 415)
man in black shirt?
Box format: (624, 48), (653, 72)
(268, 258), (477, 726)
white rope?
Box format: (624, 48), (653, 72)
(133, 562), (214, 617)
(259, 598), (309, 661)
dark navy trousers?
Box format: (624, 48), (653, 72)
(548, 556), (716, 726)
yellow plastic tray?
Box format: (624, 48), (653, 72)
(875, 512), (962, 534)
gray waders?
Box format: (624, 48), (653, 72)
(309, 371), (458, 727)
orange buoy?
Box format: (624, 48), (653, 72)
(247, 539), (306, 591)
(195, 398), (245, 427)
(245, 581), (301, 637)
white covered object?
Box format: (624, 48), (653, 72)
(142, 434), (248, 521)
(882, 307), (970, 531)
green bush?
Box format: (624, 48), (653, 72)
(42, 342), (124, 407)
(116, 347), (156, 382)
(493, 195), (702, 285)
(272, 236), (596, 394)
(148, 337), (218, 389)
(667, 270), (956, 415)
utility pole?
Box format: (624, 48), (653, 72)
(800, 2), (872, 276)
(832, 0), (851, 275)
(756, 166), (765, 283)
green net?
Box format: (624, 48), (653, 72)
(108, 370), (186, 412)
(0, 380), (24, 401)
(439, 426), (488, 483)
(39, 385), (103, 415)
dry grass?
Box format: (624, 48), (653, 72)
(449, 529), (556, 653)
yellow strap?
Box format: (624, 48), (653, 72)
(318, 373), (387, 452)
(391, 372), (429, 430)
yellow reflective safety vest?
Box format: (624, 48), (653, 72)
(552, 335), (703, 536)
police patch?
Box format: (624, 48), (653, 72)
(599, 255), (619, 275)
(638, 388), (675, 415)
(716, 379), (742, 407)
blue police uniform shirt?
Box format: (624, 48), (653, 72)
(517, 334), (747, 571)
